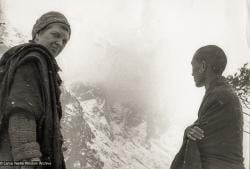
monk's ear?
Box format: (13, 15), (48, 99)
(199, 60), (207, 73)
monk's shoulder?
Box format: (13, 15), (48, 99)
(212, 85), (238, 105)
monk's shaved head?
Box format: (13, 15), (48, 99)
(193, 45), (227, 75)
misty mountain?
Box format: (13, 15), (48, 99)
(61, 83), (171, 169)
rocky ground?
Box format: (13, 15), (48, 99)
(61, 86), (172, 169)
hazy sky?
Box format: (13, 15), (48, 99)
(2, 0), (250, 166)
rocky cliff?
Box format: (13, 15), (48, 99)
(61, 85), (171, 169)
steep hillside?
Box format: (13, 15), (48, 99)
(61, 87), (171, 169)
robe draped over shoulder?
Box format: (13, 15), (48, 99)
(170, 76), (245, 169)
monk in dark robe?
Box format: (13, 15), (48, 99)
(170, 45), (245, 169)
(0, 11), (70, 169)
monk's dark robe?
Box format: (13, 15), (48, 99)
(0, 43), (66, 169)
(170, 76), (245, 169)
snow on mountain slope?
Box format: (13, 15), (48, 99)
(61, 88), (172, 169)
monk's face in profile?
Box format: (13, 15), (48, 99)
(191, 57), (206, 87)
(34, 23), (70, 57)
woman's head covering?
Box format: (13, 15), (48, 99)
(32, 11), (71, 39)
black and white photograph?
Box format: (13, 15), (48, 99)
(0, 0), (249, 169)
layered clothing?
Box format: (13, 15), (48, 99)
(0, 43), (66, 169)
(171, 76), (245, 169)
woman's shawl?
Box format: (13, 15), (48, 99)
(0, 43), (65, 169)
